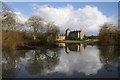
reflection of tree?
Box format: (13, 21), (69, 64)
(26, 48), (60, 75)
(98, 46), (120, 71)
(2, 50), (27, 78)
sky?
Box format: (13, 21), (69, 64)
(6, 2), (118, 35)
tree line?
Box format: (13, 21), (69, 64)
(2, 5), (60, 40)
(1, 2), (120, 50)
(1, 2), (60, 50)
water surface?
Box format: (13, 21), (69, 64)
(2, 43), (120, 78)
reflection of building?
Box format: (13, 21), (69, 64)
(56, 34), (65, 41)
(65, 28), (85, 40)
(65, 43), (85, 54)
(56, 43), (65, 48)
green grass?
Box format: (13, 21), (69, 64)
(57, 39), (98, 43)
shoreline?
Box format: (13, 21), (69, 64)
(56, 39), (99, 43)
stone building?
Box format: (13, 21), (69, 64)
(56, 34), (65, 41)
(65, 28), (85, 40)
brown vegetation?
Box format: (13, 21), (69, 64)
(2, 5), (60, 50)
(2, 30), (25, 50)
(2, 30), (59, 50)
(98, 23), (119, 45)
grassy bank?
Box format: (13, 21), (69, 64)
(57, 39), (98, 43)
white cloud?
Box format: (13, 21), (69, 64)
(46, 46), (103, 76)
(14, 11), (27, 23)
(33, 4), (112, 35)
(13, 11), (31, 31)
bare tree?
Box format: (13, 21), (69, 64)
(2, 12), (16, 31)
(27, 15), (44, 40)
(45, 22), (60, 42)
(1, 2), (16, 31)
(99, 23), (118, 45)
(46, 22), (60, 35)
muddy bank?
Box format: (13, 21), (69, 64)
(15, 41), (58, 50)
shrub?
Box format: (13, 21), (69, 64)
(2, 30), (25, 50)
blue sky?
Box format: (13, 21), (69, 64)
(5, 2), (118, 35)
(8, 2), (118, 17)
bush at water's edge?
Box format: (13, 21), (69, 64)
(2, 30), (58, 51)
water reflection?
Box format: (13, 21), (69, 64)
(98, 46), (120, 72)
(65, 43), (85, 54)
(25, 49), (59, 75)
(2, 44), (120, 78)
(99, 46), (120, 65)
(53, 45), (102, 76)
(2, 48), (60, 78)
(2, 50), (27, 78)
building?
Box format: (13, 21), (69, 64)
(65, 28), (85, 40)
(56, 34), (65, 41)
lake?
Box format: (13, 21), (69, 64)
(2, 43), (120, 78)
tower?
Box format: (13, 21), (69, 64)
(80, 30), (84, 40)
(65, 28), (70, 39)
